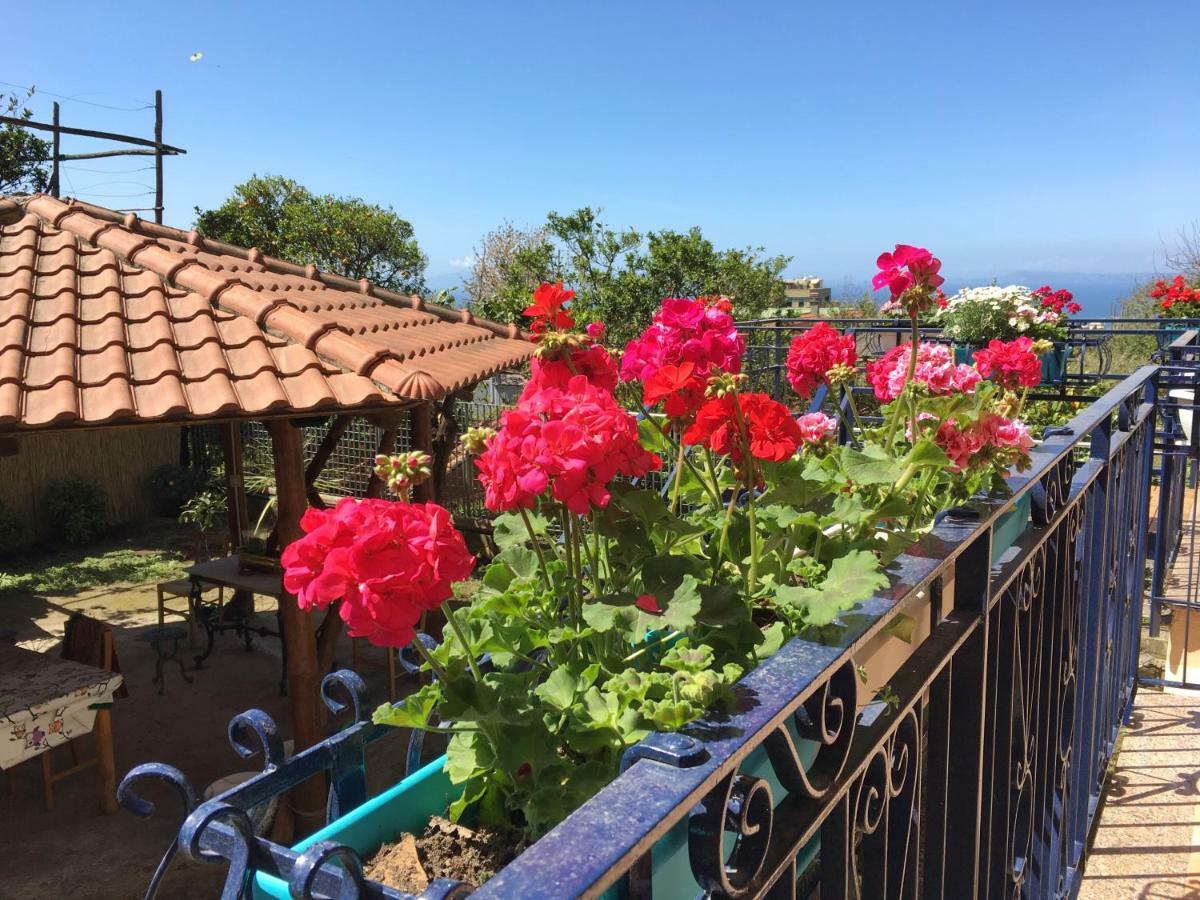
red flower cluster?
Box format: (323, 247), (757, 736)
(873, 245), (944, 306)
(865, 342), (980, 402)
(280, 498), (475, 648)
(524, 343), (619, 396)
(476, 375), (661, 514)
(643, 361), (707, 420)
(683, 392), (801, 464)
(621, 297), (745, 418)
(1150, 276), (1200, 315)
(785, 322), (857, 399)
(524, 281), (575, 334)
(1032, 285), (1081, 316)
(972, 337), (1043, 391)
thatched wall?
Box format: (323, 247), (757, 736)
(0, 425), (181, 547)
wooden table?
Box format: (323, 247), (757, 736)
(187, 556), (288, 695)
(0, 642), (121, 811)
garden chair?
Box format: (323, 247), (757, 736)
(40, 614), (127, 811)
(156, 533), (229, 643)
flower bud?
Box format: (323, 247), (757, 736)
(459, 426), (496, 456)
(372, 450), (433, 496)
(706, 372), (747, 398)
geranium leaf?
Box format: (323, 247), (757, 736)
(618, 488), (669, 527)
(776, 549), (889, 627)
(904, 439), (950, 469)
(534, 667), (578, 711)
(495, 546), (538, 580)
(642, 555), (698, 600)
(659, 574), (702, 631)
(482, 560), (514, 592)
(697, 583), (749, 626)
(841, 443), (904, 485)
(492, 511), (543, 550)
(445, 729), (493, 784)
(637, 416), (669, 453)
(881, 612), (917, 643)
(372, 683), (439, 730)
(581, 593), (636, 633)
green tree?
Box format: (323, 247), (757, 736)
(194, 175), (428, 294)
(468, 207), (790, 345)
(0, 88), (50, 194)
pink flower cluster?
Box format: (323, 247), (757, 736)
(620, 297), (744, 385)
(873, 244), (944, 311)
(865, 342), (981, 403)
(785, 322), (857, 399)
(973, 337), (1042, 391)
(476, 374), (661, 514)
(935, 415), (1035, 473)
(796, 412), (838, 444)
(523, 343), (619, 397)
(280, 498), (475, 648)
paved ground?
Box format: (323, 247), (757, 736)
(0, 545), (413, 900)
(1079, 691), (1200, 899)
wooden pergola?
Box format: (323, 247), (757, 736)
(0, 194), (532, 827)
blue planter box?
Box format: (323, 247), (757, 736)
(255, 724), (820, 899)
(990, 491), (1032, 563)
(953, 344), (1064, 386)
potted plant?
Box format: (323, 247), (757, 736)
(255, 258), (1037, 896)
(178, 490), (228, 560)
(932, 283), (1079, 385)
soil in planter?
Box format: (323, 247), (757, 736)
(363, 816), (524, 892)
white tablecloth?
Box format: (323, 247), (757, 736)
(0, 642), (123, 770)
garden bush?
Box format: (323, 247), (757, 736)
(146, 463), (209, 516)
(0, 500), (26, 555)
(43, 477), (109, 545)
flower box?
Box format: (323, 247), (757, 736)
(990, 491), (1032, 563)
(253, 724), (820, 899)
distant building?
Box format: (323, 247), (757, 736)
(780, 277), (833, 312)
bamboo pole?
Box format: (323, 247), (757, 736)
(410, 402), (434, 503)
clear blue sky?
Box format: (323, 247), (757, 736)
(6, 0), (1199, 294)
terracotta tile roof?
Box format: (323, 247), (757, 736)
(0, 195), (532, 431)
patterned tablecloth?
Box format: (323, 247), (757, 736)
(0, 642), (123, 770)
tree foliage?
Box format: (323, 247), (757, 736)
(194, 175), (428, 294)
(467, 207), (790, 344)
(0, 88), (50, 194)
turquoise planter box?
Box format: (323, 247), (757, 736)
(953, 345), (1064, 386)
(990, 491), (1032, 563)
(254, 722), (820, 899)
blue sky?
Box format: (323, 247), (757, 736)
(6, 1), (1200, 297)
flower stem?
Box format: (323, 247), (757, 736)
(442, 602), (482, 682)
(518, 506), (551, 590)
(746, 486), (760, 595)
(412, 633), (451, 684)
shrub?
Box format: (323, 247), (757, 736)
(0, 500), (26, 554)
(43, 477), (108, 545)
(146, 464), (209, 516)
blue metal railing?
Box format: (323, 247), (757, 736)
(120, 341), (1176, 898)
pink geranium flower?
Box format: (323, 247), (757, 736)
(865, 342), (980, 402)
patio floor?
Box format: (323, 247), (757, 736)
(1078, 690), (1200, 899)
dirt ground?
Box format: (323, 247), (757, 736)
(0, 531), (420, 900)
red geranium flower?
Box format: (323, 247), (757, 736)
(973, 337), (1042, 391)
(643, 361), (707, 420)
(683, 392), (801, 463)
(785, 322), (857, 399)
(524, 281), (576, 334)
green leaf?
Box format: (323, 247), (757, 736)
(618, 488), (669, 527)
(495, 546), (538, 580)
(482, 560), (514, 592)
(660, 574), (702, 631)
(534, 667), (578, 711)
(637, 416), (669, 453)
(491, 511), (544, 550)
(841, 443), (904, 485)
(445, 730), (493, 784)
(697, 583), (750, 627)
(881, 612), (917, 643)
(757, 621), (787, 658)
(642, 555), (698, 600)
(581, 593), (636, 632)
(371, 682), (440, 730)
(776, 549), (889, 627)
(904, 439), (950, 469)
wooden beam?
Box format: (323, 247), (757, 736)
(304, 415), (352, 507)
(365, 426), (397, 499)
(267, 418), (326, 833)
(218, 423), (248, 550)
(0, 114), (188, 154)
(410, 402), (434, 503)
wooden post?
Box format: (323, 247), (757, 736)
(410, 402), (434, 503)
(267, 418), (325, 832)
(218, 423), (249, 551)
(50, 102), (60, 199)
(93, 707), (117, 813)
(153, 90), (163, 224)
(365, 424), (398, 499)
